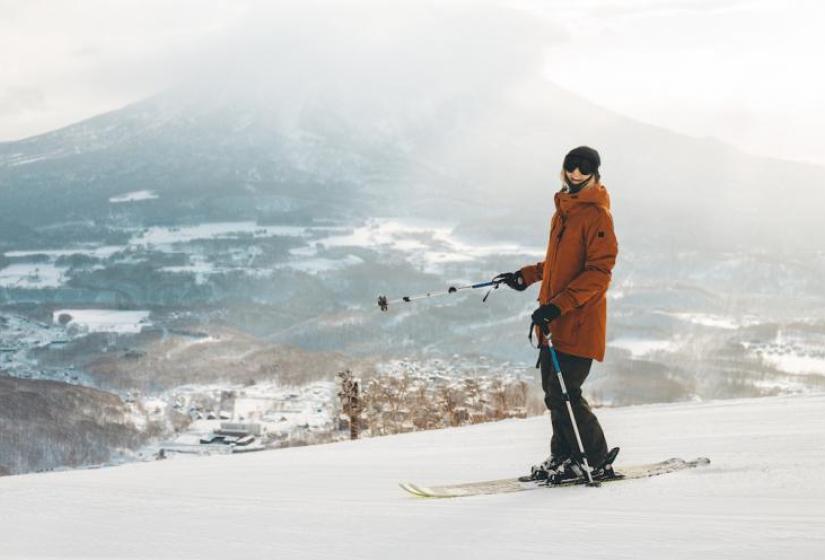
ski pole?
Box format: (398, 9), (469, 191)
(548, 342), (599, 487)
(378, 280), (500, 312)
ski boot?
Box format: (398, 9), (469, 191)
(545, 457), (588, 485)
(590, 447), (621, 482)
(518, 455), (568, 482)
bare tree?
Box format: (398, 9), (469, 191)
(362, 378), (386, 436)
(411, 382), (438, 430)
(463, 378), (482, 413)
(513, 379), (529, 409)
(384, 374), (406, 434)
(436, 384), (464, 427)
(489, 379), (508, 420)
(337, 370), (362, 440)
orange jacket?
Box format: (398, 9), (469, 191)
(520, 182), (618, 361)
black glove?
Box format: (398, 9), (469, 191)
(531, 304), (561, 335)
(492, 271), (527, 291)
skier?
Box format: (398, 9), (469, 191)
(494, 146), (619, 484)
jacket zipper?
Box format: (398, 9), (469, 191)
(549, 213), (566, 275)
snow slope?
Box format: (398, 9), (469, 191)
(2, 394), (824, 559)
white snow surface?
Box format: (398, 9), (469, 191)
(2, 393), (823, 559)
(760, 352), (825, 376)
(609, 336), (678, 357)
(308, 218), (544, 274)
(109, 190), (159, 203)
(0, 263), (68, 288)
(3, 245), (124, 259)
(660, 311), (762, 330)
(52, 309), (151, 334)
(128, 222), (309, 247)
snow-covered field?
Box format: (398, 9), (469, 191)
(609, 336), (678, 357)
(0, 263), (67, 288)
(52, 309), (152, 334)
(306, 218), (544, 274)
(2, 393), (823, 559)
(109, 190), (159, 203)
(0, 217), (544, 286)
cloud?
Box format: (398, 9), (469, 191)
(0, 0), (248, 139)
(0, 86), (46, 116)
(593, 0), (755, 18)
(0, 0), (559, 140)
(4, 0), (820, 166)
(536, 0), (825, 165)
(172, 1), (558, 107)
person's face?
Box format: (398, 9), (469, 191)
(562, 155), (596, 185)
(565, 167), (593, 184)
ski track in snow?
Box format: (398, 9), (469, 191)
(1, 394), (823, 559)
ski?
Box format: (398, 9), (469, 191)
(399, 457), (710, 498)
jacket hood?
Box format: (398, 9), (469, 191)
(555, 182), (611, 214)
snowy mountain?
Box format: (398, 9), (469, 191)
(0, 91), (405, 232)
(2, 392), (823, 558)
(1, 79), (823, 252)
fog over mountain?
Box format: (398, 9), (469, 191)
(2, 1), (822, 252)
(4, 79), (824, 252)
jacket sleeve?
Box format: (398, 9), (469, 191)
(519, 261), (544, 287)
(549, 209), (618, 314)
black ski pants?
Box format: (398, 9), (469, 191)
(539, 346), (608, 466)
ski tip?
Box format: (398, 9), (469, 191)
(399, 482), (423, 497)
(399, 482), (439, 498)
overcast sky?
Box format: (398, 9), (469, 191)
(1, 0), (823, 165)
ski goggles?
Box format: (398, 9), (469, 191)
(563, 155), (598, 175)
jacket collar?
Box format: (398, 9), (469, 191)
(555, 182), (611, 214)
